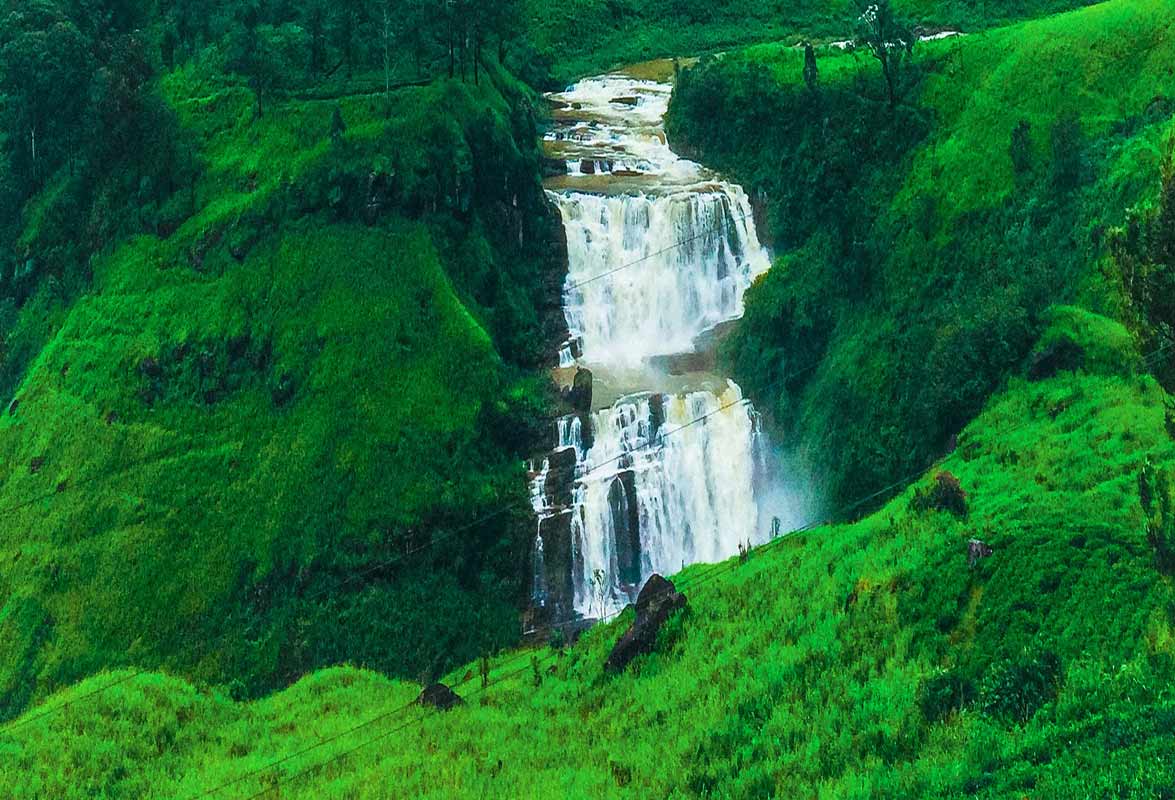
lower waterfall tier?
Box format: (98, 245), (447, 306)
(531, 381), (801, 619)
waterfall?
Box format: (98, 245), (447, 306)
(568, 382), (776, 616)
(530, 71), (804, 623)
(554, 188), (770, 365)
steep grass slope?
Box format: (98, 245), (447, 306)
(0, 66), (565, 719)
(668, 0), (1175, 513)
(5, 311), (1174, 798)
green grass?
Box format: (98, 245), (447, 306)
(0, 64), (561, 718)
(5, 344), (1175, 797)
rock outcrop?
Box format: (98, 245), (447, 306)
(418, 683), (464, 711)
(605, 574), (687, 673)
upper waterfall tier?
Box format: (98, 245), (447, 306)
(555, 188), (770, 365)
(544, 74), (771, 366)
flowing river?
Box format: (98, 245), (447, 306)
(529, 67), (807, 622)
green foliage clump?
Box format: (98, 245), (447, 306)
(909, 471), (967, 517)
(979, 649), (1063, 723)
(1139, 459), (1175, 572)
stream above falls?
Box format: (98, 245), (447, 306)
(529, 65), (809, 622)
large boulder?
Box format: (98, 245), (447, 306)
(418, 683), (464, 711)
(605, 574), (687, 673)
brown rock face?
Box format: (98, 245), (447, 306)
(605, 574), (687, 673)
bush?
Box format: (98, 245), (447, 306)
(980, 650), (1063, 723)
(1139, 460), (1175, 572)
(919, 667), (976, 722)
(910, 472), (968, 517)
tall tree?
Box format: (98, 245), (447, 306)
(802, 41), (819, 93)
(0, 1), (93, 189)
(853, 1), (913, 107)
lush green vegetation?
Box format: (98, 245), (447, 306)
(6, 316), (1175, 796)
(4, 0), (1175, 795)
(0, 0), (565, 718)
(668, 0), (1175, 514)
(523, 0), (1100, 85)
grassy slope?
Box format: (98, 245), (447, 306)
(5, 312), (1175, 798)
(523, 0), (1099, 84)
(0, 67), (561, 718)
(668, 0), (1175, 513)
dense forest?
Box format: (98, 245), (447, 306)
(3, 0), (1175, 797)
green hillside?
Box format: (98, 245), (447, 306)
(3, 0), (1175, 796)
(668, 0), (1175, 514)
(0, 50), (565, 716)
(6, 312), (1175, 797)
(524, 0), (1100, 85)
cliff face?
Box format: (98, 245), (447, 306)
(0, 66), (567, 719)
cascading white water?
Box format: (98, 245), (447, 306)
(569, 382), (779, 615)
(557, 189), (770, 364)
(532, 71), (804, 620)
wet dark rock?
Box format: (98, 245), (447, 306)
(1028, 337), (1084, 381)
(612, 471), (642, 586)
(545, 446), (578, 508)
(541, 156), (568, 177)
(567, 368), (593, 413)
(605, 574), (687, 673)
(648, 349), (715, 375)
(538, 510), (576, 620)
(579, 159), (596, 175)
(649, 394), (665, 437)
(418, 683), (464, 711)
(611, 96), (639, 106)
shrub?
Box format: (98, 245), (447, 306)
(919, 668), (977, 722)
(980, 650), (1063, 723)
(910, 472), (968, 517)
(1139, 460), (1175, 572)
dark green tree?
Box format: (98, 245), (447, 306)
(802, 42), (818, 93)
(0, 1), (93, 189)
(853, 0), (914, 107)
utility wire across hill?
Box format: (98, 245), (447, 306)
(175, 337), (1175, 797)
(4, 251), (1171, 750)
(6, 334), (1172, 742)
